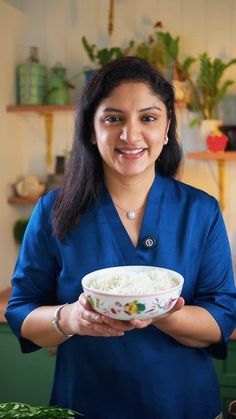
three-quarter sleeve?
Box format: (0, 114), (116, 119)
(193, 198), (236, 359)
(5, 195), (59, 352)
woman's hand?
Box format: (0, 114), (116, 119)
(63, 293), (135, 337)
(129, 296), (185, 329)
(63, 295), (185, 337)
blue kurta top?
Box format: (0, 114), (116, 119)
(5, 175), (236, 419)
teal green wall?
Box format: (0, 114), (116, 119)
(213, 341), (236, 418)
(0, 323), (56, 406)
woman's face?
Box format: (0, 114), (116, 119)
(93, 82), (170, 180)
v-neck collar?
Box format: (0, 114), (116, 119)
(100, 174), (165, 265)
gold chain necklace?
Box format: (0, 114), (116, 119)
(114, 202), (144, 221)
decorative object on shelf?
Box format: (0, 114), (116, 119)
(206, 131), (228, 152)
(84, 68), (96, 82)
(13, 219), (29, 245)
(47, 155), (66, 191)
(14, 175), (45, 199)
(219, 125), (236, 151)
(46, 62), (75, 105)
(188, 53), (236, 126)
(198, 119), (223, 151)
(16, 46), (47, 105)
(81, 36), (124, 70)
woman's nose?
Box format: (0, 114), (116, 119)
(119, 125), (142, 143)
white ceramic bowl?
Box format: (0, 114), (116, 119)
(82, 266), (184, 320)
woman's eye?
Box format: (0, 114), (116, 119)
(105, 115), (122, 124)
(142, 115), (157, 122)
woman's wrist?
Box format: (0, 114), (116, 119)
(52, 304), (74, 338)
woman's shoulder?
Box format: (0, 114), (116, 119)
(34, 188), (60, 217)
(161, 175), (219, 210)
(41, 188), (59, 203)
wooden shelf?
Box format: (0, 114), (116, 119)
(7, 196), (39, 205)
(6, 104), (76, 167)
(187, 151), (236, 211)
(187, 151), (236, 161)
(6, 104), (76, 113)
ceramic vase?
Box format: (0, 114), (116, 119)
(219, 125), (236, 151)
(198, 119), (223, 151)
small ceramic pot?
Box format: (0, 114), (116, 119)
(219, 125), (236, 151)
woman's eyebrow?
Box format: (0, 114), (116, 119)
(139, 106), (162, 112)
(102, 106), (162, 113)
(102, 107), (124, 113)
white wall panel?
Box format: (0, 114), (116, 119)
(1, 0), (236, 287)
(0, 0), (26, 289)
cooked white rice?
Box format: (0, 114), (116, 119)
(84, 270), (179, 295)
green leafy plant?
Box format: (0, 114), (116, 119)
(156, 30), (195, 81)
(13, 219), (29, 244)
(0, 402), (82, 418)
(82, 36), (124, 68)
(126, 22), (195, 82)
(189, 53), (236, 125)
(125, 28), (170, 76)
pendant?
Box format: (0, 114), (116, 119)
(127, 211), (136, 221)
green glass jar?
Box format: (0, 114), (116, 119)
(47, 63), (69, 105)
(17, 61), (47, 105)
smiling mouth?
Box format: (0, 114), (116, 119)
(115, 148), (146, 155)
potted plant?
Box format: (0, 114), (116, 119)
(188, 53), (236, 124)
(125, 22), (173, 80)
(126, 21), (195, 93)
(81, 36), (124, 80)
(154, 25), (195, 104)
(187, 53), (236, 150)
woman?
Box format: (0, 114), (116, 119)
(6, 57), (236, 419)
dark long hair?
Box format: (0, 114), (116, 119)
(53, 56), (182, 240)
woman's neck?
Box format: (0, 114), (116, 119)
(104, 170), (155, 210)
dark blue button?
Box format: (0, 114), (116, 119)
(142, 236), (157, 249)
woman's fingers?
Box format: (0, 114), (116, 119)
(76, 293), (184, 335)
(78, 293), (134, 333)
(101, 315), (135, 332)
(79, 316), (124, 337)
(129, 318), (153, 328)
(78, 293), (93, 310)
(168, 296), (185, 314)
(129, 297), (185, 329)
(74, 296), (125, 336)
